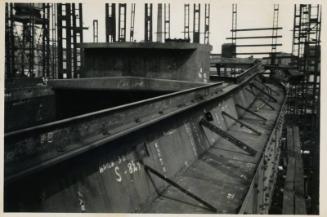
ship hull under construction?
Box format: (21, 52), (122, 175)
(4, 63), (286, 213)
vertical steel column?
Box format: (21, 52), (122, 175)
(157, 3), (163, 42)
(118, 3), (127, 42)
(184, 4), (190, 41)
(51, 3), (57, 78)
(270, 4), (279, 66)
(105, 3), (116, 42)
(57, 3), (73, 79)
(231, 4), (237, 45)
(93, 20), (98, 42)
(130, 3), (135, 42)
(144, 3), (153, 42)
(42, 3), (50, 77)
(72, 3), (77, 78)
(66, 4), (72, 79)
(193, 4), (200, 43)
(46, 4), (50, 78)
(204, 4), (210, 44)
(21, 22), (27, 76)
(311, 5), (321, 115)
(5, 3), (15, 78)
(57, 4), (63, 78)
(5, 3), (10, 77)
(28, 4), (35, 77)
(164, 3), (170, 41)
(72, 3), (83, 78)
(77, 3), (83, 78)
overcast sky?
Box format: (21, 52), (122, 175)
(80, 0), (303, 55)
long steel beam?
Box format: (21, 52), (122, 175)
(236, 44), (282, 47)
(200, 119), (258, 156)
(231, 27), (282, 31)
(5, 66), (264, 183)
(226, 36), (282, 40)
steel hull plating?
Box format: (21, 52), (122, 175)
(4, 66), (286, 213)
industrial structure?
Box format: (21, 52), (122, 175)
(4, 2), (321, 214)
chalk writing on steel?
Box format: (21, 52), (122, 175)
(99, 155), (142, 183)
(154, 142), (167, 173)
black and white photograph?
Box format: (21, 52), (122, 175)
(2, 0), (323, 215)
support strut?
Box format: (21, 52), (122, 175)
(250, 83), (278, 103)
(200, 119), (257, 156)
(236, 104), (268, 121)
(143, 164), (218, 212)
(221, 111), (262, 135)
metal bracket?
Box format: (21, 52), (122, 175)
(236, 104), (267, 121)
(250, 83), (278, 103)
(257, 98), (275, 110)
(222, 111), (262, 135)
(200, 119), (257, 156)
(143, 164), (218, 213)
(245, 87), (256, 96)
(261, 82), (280, 96)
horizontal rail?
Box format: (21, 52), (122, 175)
(226, 36), (282, 39)
(5, 81), (225, 138)
(209, 64), (260, 84)
(234, 52), (282, 55)
(236, 44), (282, 47)
(231, 27), (283, 32)
(5, 66), (263, 183)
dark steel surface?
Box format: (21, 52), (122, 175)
(48, 77), (205, 91)
(200, 119), (257, 156)
(5, 81), (223, 182)
(4, 64), (286, 213)
(147, 84), (286, 213)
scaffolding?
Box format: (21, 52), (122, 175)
(286, 5), (321, 214)
(204, 4), (210, 44)
(105, 3), (116, 42)
(231, 4), (237, 45)
(144, 3), (153, 42)
(57, 3), (84, 79)
(93, 19), (98, 42)
(157, 4), (163, 42)
(118, 3), (127, 42)
(5, 3), (50, 79)
(227, 4), (282, 58)
(288, 4), (321, 116)
(130, 3), (136, 42)
(164, 4), (170, 41)
(270, 4), (280, 65)
(193, 4), (200, 43)
(50, 4), (57, 78)
(184, 4), (190, 41)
